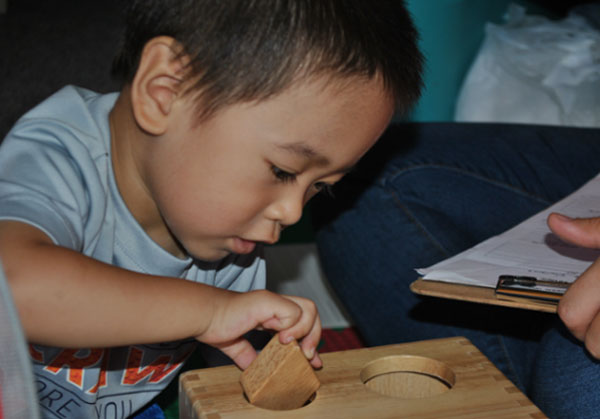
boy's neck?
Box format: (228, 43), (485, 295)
(109, 88), (187, 258)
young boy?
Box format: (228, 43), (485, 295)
(0, 1), (423, 417)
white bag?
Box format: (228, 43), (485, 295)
(455, 3), (600, 127)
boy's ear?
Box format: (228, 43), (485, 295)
(130, 36), (189, 135)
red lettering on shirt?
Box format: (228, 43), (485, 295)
(122, 347), (191, 385)
(45, 349), (105, 390)
(29, 344), (44, 363)
(86, 349), (110, 395)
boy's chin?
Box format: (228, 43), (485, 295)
(182, 244), (230, 263)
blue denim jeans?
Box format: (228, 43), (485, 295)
(312, 122), (600, 418)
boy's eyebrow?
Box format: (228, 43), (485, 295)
(275, 142), (357, 174)
(276, 142), (330, 165)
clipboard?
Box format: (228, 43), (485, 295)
(412, 173), (600, 314)
(410, 278), (558, 313)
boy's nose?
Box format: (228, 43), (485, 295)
(265, 193), (304, 228)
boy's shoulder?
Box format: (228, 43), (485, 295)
(19, 85), (118, 128)
(6, 85), (119, 157)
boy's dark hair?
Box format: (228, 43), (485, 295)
(112, 0), (424, 119)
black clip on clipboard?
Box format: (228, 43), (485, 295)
(495, 275), (571, 304)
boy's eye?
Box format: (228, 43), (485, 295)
(314, 182), (335, 197)
(271, 165), (296, 183)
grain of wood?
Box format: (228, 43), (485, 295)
(239, 334), (320, 410)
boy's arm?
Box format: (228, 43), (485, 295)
(0, 220), (321, 368)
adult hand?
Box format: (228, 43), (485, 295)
(547, 213), (600, 358)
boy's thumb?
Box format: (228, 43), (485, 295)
(548, 213), (600, 249)
(215, 338), (257, 370)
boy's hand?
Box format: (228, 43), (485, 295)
(196, 289), (322, 370)
(548, 213), (600, 358)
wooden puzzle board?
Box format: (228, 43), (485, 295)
(179, 336), (546, 418)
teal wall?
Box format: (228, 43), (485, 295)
(405, 0), (552, 121)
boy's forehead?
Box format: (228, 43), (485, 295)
(233, 72), (388, 107)
(185, 73), (393, 159)
(187, 72), (391, 127)
(294, 73), (388, 100)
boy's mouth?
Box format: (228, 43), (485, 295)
(232, 237), (257, 254)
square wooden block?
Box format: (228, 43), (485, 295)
(239, 334), (320, 410)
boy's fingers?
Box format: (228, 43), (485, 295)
(256, 293), (302, 331)
(302, 315), (323, 368)
(277, 295), (322, 363)
(214, 338), (257, 370)
(558, 259), (600, 343)
(309, 351), (323, 369)
(298, 309), (322, 357)
(261, 311), (299, 331)
(548, 213), (600, 248)
(277, 296), (318, 339)
(207, 291), (320, 369)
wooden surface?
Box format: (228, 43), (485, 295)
(239, 334), (320, 410)
(179, 337), (546, 418)
(410, 279), (558, 313)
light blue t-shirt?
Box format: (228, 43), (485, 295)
(0, 86), (266, 418)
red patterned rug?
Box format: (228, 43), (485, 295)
(318, 327), (365, 353)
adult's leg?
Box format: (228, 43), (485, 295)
(528, 319), (600, 417)
(312, 122), (600, 404)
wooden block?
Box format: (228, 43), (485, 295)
(239, 334), (320, 410)
(180, 337), (546, 418)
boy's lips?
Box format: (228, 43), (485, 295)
(232, 237), (257, 254)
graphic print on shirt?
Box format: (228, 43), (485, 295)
(30, 341), (196, 419)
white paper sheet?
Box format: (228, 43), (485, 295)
(417, 173), (600, 288)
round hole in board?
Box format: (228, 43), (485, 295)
(360, 355), (455, 399)
(243, 390), (317, 411)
